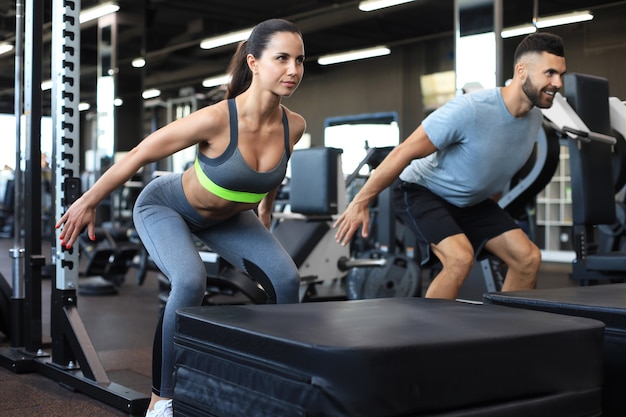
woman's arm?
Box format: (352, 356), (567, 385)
(56, 105), (226, 248)
(257, 188), (278, 229)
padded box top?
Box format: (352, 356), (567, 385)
(484, 284), (626, 330)
(175, 297), (604, 416)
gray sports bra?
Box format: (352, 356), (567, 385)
(194, 98), (290, 203)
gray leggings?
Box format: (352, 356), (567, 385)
(133, 173), (300, 397)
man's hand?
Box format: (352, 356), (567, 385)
(333, 201), (370, 246)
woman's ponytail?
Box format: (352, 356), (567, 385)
(225, 40), (252, 99)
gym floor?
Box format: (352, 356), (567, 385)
(0, 236), (575, 417)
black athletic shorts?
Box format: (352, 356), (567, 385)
(392, 180), (520, 266)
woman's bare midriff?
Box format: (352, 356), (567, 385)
(181, 168), (259, 220)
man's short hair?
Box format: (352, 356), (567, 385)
(514, 32), (564, 63)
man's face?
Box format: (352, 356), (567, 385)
(521, 52), (566, 109)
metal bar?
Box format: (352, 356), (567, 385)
(13, 0), (23, 252)
(10, 0), (25, 349)
(50, 0), (82, 368)
(494, 0), (503, 87)
(23, 0), (44, 354)
(62, 302), (110, 383)
(33, 359), (150, 415)
(47, 4), (150, 413)
(52, 0), (81, 293)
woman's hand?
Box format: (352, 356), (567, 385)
(55, 196), (97, 249)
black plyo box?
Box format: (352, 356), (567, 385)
(484, 284), (626, 417)
(173, 297), (604, 417)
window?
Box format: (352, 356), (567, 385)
(324, 112), (399, 176)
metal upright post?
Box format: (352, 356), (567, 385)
(38, 0), (150, 413)
(49, 0), (96, 374)
(22, 0), (44, 356)
(9, 0), (25, 350)
(3, 1), (150, 413)
(0, 0), (44, 374)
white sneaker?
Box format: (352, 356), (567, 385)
(145, 399), (173, 417)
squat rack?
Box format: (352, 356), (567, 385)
(0, 0), (149, 414)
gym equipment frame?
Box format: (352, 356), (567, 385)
(544, 75), (626, 284)
(0, 1), (149, 414)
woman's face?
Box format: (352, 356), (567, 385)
(250, 31), (305, 97)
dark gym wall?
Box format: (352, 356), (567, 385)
(96, 2), (625, 154)
(501, 3), (626, 98)
(549, 4), (626, 97)
(284, 34), (455, 147)
(285, 2), (626, 148)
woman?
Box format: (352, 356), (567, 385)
(56, 18), (306, 417)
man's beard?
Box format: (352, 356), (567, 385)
(522, 76), (555, 109)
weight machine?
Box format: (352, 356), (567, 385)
(0, 1), (149, 414)
(270, 146), (421, 301)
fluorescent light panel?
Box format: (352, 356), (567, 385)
(318, 46), (391, 65)
(536, 10), (593, 28)
(200, 28), (253, 50)
(359, 0), (414, 12)
(202, 74), (231, 88)
(142, 88), (161, 99)
(132, 57), (146, 68)
(79, 1), (120, 24)
(41, 79), (53, 90)
(501, 25), (537, 39)
(0, 43), (13, 55)
(501, 10), (593, 38)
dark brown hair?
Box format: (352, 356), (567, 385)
(514, 32), (564, 64)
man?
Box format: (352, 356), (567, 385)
(334, 32), (566, 299)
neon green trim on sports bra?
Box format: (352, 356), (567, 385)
(194, 157), (268, 203)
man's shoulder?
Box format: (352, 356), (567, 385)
(465, 87), (500, 103)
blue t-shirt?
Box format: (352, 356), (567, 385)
(399, 88), (542, 207)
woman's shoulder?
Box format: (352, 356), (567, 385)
(190, 100), (230, 126)
(281, 105), (307, 136)
(201, 99), (230, 118)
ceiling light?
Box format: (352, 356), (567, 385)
(501, 24), (537, 39)
(200, 28), (253, 50)
(78, 102), (91, 111)
(131, 57), (145, 68)
(359, 0), (414, 12)
(142, 88), (161, 99)
(0, 43), (14, 56)
(536, 10), (593, 28)
(79, 2), (120, 24)
(317, 46), (391, 66)
(501, 10), (593, 38)
(41, 79), (53, 91)
(202, 74), (231, 88)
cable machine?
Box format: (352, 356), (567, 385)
(0, 0), (149, 414)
